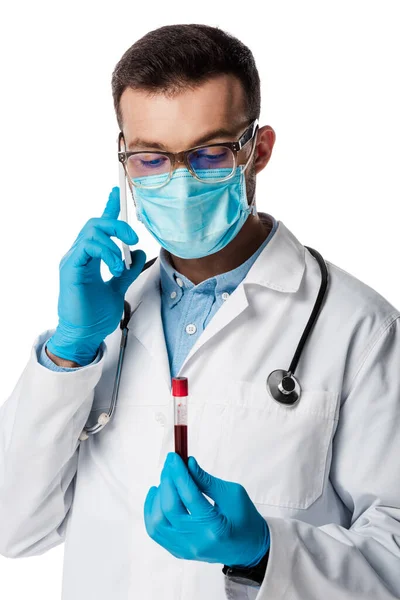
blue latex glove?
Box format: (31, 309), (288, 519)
(144, 452), (270, 568)
(47, 187), (146, 365)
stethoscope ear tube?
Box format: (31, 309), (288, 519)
(266, 246), (329, 407)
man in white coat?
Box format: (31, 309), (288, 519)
(1, 23), (400, 600)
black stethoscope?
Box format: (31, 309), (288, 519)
(79, 247), (328, 440)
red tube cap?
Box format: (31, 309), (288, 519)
(172, 377), (188, 397)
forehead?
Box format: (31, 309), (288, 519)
(119, 73), (248, 151)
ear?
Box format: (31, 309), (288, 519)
(253, 126), (276, 175)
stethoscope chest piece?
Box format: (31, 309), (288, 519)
(78, 247), (327, 438)
(266, 369), (301, 407)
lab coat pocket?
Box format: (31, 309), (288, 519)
(209, 381), (339, 510)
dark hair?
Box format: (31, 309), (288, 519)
(111, 24), (261, 130)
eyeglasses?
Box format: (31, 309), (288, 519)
(117, 119), (259, 189)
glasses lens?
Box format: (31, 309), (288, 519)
(126, 152), (171, 188)
(188, 146), (234, 181)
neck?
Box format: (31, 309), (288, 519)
(168, 213), (272, 286)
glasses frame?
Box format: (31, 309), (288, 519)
(117, 118), (259, 189)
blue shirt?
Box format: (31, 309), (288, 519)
(38, 212), (278, 377)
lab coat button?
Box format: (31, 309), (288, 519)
(186, 323), (197, 335)
(222, 292), (230, 301)
(176, 277), (184, 287)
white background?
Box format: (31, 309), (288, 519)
(0, 1), (399, 597)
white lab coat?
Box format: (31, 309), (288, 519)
(1, 219), (400, 600)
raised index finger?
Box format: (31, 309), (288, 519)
(101, 186), (121, 220)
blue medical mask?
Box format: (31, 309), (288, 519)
(131, 166), (256, 259)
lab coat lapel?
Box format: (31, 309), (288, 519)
(177, 220), (306, 374)
(124, 255), (250, 384)
(177, 283), (249, 375)
(125, 219), (306, 385)
(126, 261), (172, 390)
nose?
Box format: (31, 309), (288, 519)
(175, 151), (186, 164)
(170, 151), (187, 174)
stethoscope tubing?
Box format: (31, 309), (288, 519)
(79, 248), (328, 439)
(289, 246), (329, 375)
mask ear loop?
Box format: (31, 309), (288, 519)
(241, 125), (259, 216)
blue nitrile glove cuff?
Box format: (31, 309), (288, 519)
(237, 519), (270, 568)
(46, 321), (104, 366)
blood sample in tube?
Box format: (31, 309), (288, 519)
(172, 377), (188, 466)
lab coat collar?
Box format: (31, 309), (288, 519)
(243, 216), (306, 293)
(131, 215), (306, 305)
(158, 212), (279, 309)
(124, 217), (306, 387)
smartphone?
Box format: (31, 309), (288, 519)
(119, 157), (132, 270)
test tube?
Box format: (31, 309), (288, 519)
(172, 377), (188, 466)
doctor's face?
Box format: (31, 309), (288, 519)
(118, 73), (275, 206)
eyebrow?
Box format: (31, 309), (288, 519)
(127, 126), (241, 151)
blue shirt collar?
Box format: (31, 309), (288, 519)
(159, 212), (277, 308)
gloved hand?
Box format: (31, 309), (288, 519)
(46, 186), (146, 365)
(144, 452), (270, 568)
